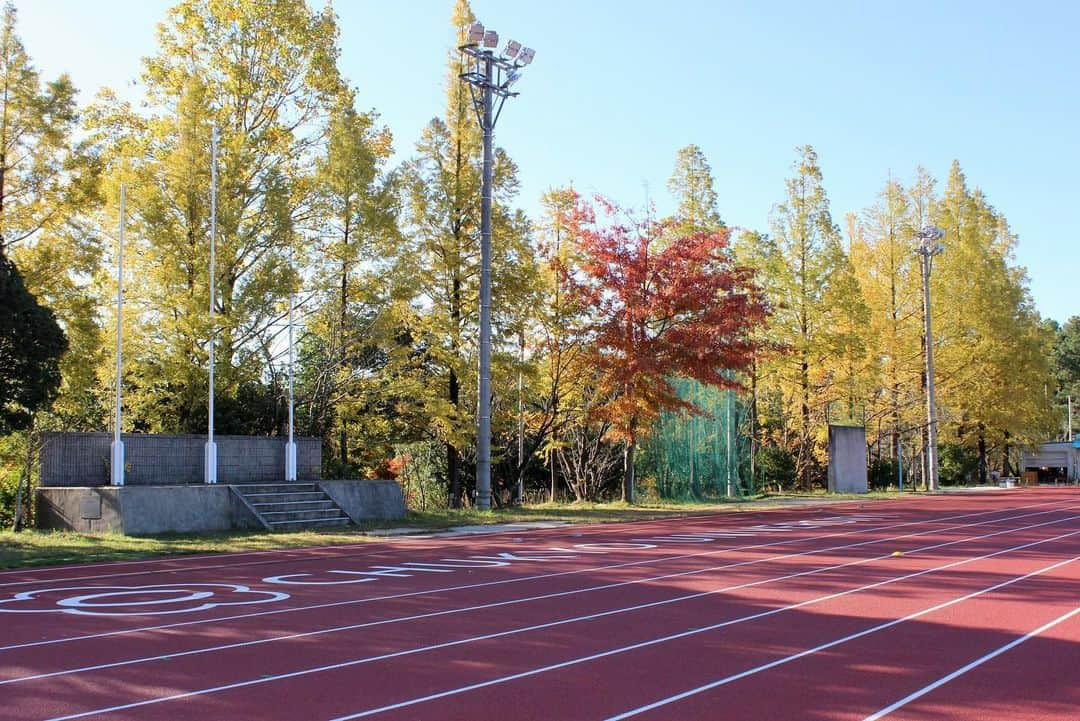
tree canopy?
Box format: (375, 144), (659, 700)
(0, 0), (1064, 521)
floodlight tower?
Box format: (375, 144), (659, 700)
(458, 22), (535, 509)
(916, 225), (945, 491)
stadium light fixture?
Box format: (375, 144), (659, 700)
(458, 23), (536, 509)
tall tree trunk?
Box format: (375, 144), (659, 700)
(515, 328), (524, 505)
(977, 424), (988, 486)
(447, 274), (462, 508)
(800, 353), (810, 492)
(338, 229), (349, 469)
(12, 422), (36, 532)
(549, 448), (557, 503)
(1002, 430), (1014, 477)
(749, 359), (758, 493)
(622, 438), (636, 503)
(447, 367), (461, 507)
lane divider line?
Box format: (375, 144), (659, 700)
(2, 498), (1069, 654)
(330, 535), (1080, 721)
(40, 524), (1080, 720)
(0, 493), (1054, 587)
(860, 605), (1080, 721)
(0, 502), (825, 581)
(7, 505), (1075, 686)
(602, 555), (1080, 720)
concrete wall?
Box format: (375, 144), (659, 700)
(40, 433), (321, 486)
(1020, 442), (1079, 482)
(37, 481), (402, 533)
(36, 487), (125, 533)
(319, 480), (406, 521)
(36, 485), (264, 534)
(828, 425), (868, 493)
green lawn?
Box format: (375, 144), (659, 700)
(0, 493), (900, 569)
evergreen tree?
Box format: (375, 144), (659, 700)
(302, 92), (402, 474)
(0, 254), (67, 433)
(759, 146), (867, 489)
(1052, 317), (1080, 439)
(848, 177), (924, 466)
(666, 144), (724, 235)
(931, 161), (1054, 480)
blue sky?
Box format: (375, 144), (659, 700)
(15, 0), (1079, 323)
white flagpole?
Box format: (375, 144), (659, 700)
(285, 288), (297, 481)
(110, 183), (126, 486)
(205, 127), (219, 484)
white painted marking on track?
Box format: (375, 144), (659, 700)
(330, 546), (1080, 720)
(0, 499), (1069, 652)
(38, 526), (1080, 720)
(0, 505), (820, 586)
(602, 555), (1080, 721)
(860, 605), (1080, 721)
(0, 584), (288, 616)
(7, 508), (1073, 687)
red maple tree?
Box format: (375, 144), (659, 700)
(566, 196), (767, 502)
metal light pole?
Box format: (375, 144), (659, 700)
(205, 126), (219, 485)
(111, 183), (126, 487)
(898, 438), (904, 492)
(285, 288), (297, 481)
(725, 384), (734, 498)
(1067, 395), (1073, 442)
(458, 22), (535, 510)
(916, 225), (945, 491)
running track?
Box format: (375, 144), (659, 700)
(1, 488), (1078, 720)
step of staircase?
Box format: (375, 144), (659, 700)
(232, 482), (352, 531)
(243, 491), (329, 505)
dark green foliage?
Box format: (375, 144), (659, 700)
(1052, 317), (1080, 426)
(0, 255), (67, 433)
(868, 456), (899, 491)
(939, 442), (979, 486)
(756, 443), (797, 492)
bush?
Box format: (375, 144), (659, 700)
(939, 443), (979, 486)
(756, 444), (796, 493)
(0, 432), (31, 529)
(869, 456), (899, 491)
(393, 440), (448, 511)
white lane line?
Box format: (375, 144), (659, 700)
(334, 537), (1080, 721)
(41, 526), (1080, 720)
(0, 503), (843, 584)
(7, 506), (1073, 686)
(0, 492), (1036, 587)
(603, 554), (1080, 721)
(861, 605), (1080, 721)
(0, 500), (1062, 651)
(0, 507), (755, 581)
(2, 499), (1061, 653)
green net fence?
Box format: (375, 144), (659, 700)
(636, 377), (752, 501)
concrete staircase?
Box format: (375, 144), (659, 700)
(233, 483), (352, 531)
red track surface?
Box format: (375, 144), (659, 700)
(1, 488), (1078, 721)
